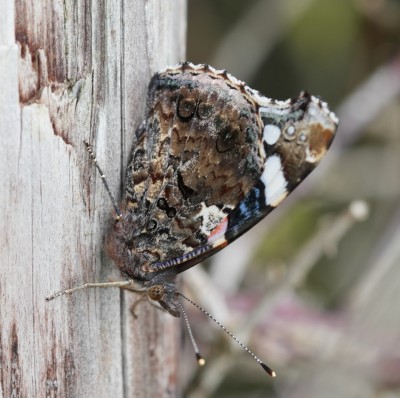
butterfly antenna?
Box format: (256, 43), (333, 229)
(179, 293), (276, 377)
(177, 300), (206, 366)
(83, 140), (122, 219)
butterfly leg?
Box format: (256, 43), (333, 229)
(127, 290), (169, 316)
(130, 298), (169, 318)
(46, 280), (134, 301)
(128, 295), (147, 319)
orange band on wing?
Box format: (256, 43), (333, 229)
(208, 216), (228, 243)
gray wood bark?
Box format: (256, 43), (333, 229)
(0, 1), (186, 397)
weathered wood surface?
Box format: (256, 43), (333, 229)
(0, 1), (186, 397)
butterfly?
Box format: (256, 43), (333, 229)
(48, 62), (338, 376)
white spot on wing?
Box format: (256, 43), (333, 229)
(287, 126), (295, 136)
(260, 155), (288, 207)
(197, 203), (225, 236)
(263, 125), (281, 145)
(259, 106), (291, 116)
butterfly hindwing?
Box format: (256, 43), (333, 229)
(109, 63), (337, 278)
(124, 66), (266, 269)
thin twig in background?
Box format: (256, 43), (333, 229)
(185, 202), (369, 398)
(334, 53), (400, 149)
(349, 203), (400, 315)
(239, 201), (369, 337)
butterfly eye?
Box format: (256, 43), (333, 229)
(197, 102), (213, 119)
(216, 125), (239, 153)
(178, 96), (196, 121)
(148, 285), (165, 301)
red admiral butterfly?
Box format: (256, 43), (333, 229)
(47, 62), (338, 376)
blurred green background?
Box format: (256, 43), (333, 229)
(181, 1), (400, 397)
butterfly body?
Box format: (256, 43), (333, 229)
(106, 62), (338, 316)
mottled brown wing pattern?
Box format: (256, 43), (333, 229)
(107, 62), (337, 284)
(123, 68), (265, 266)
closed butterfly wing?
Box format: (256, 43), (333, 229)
(107, 63), (337, 279)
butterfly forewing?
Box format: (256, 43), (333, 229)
(124, 67), (267, 269)
(108, 62), (337, 279)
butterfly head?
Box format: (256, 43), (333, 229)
(146, 282), (180, 317)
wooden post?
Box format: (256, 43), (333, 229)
(0, 1), (186, 396)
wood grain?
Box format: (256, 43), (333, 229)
(0, 1), (186, 396)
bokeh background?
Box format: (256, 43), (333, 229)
(180, 1), (400, 397)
